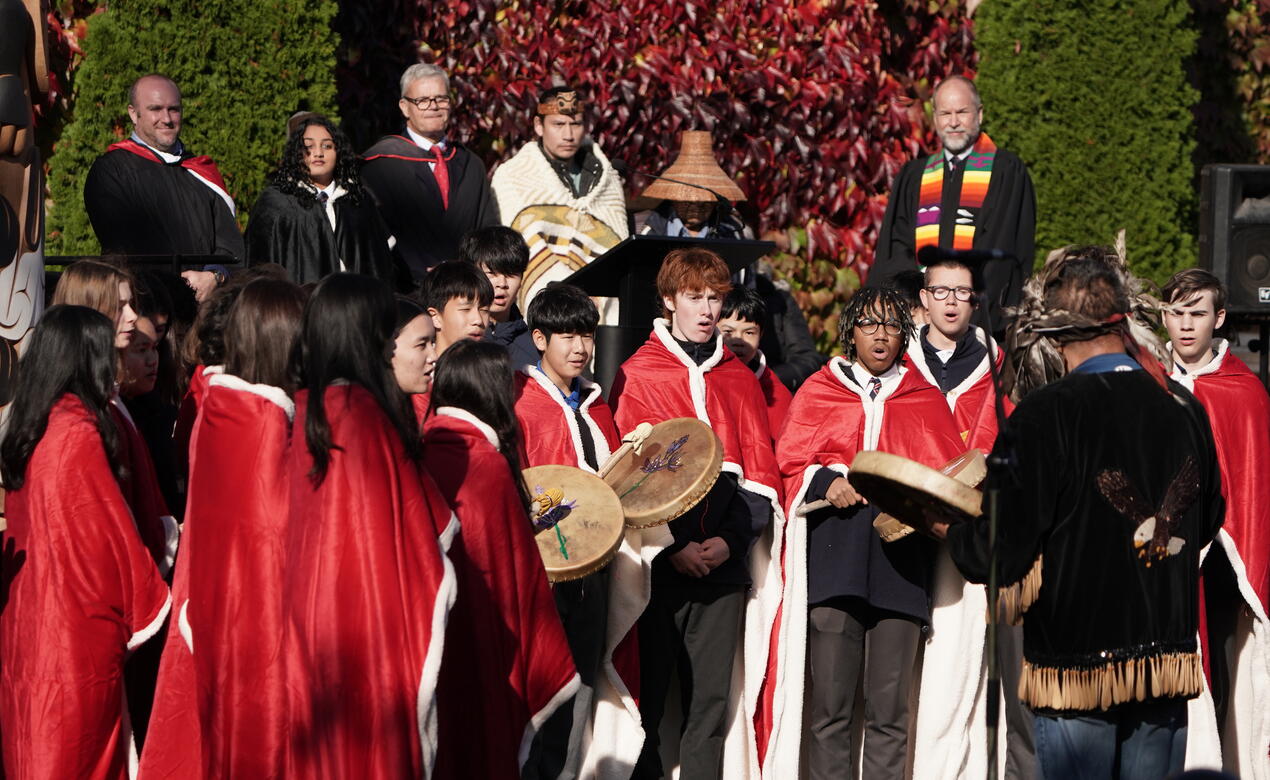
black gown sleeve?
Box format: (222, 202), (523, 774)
(471, 161), (498, 229)
(212, 195), (246, 260)
(977, 152), (1037, 319)
(870, 159), (924, 285)
(244, 188), (294, 266)
(756, 278), (825, 390)
(84, 155), (134, 253)
(244, 188), (330, 284)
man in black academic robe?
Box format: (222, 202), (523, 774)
(872, 76), (1036, 335)
(84, 75), (245, 264)
(361, 64), (496, 281)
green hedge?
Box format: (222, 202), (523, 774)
(46, 0), (341, 255)
(974, 0), (1198, 283)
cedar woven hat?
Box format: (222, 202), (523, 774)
(640, 130), (746, 204)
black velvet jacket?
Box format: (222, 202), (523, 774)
(948, 369), (1224, 713)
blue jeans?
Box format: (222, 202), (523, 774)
(1033, 699), (1187, 780)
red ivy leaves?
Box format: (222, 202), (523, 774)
(412, 0), (974, 282)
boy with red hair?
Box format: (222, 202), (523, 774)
(610, 248), (783, 779)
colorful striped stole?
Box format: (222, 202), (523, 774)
(914, 133), (997, 262)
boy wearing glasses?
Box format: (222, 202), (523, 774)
(363, 63), (497, 279)
(765, 287), (963, 779)
(907, 258), (1012, 452)
(905, 261), (1034, 778)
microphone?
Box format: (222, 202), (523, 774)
(611, 159), (735, 223)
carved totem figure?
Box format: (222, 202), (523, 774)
(0, 0), (49, 408)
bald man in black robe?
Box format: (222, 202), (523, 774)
(872, 77), (1035, 335)
(84, 75), (243, 261)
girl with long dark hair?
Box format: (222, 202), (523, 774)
(245, 115), (399, 286)
(392, 294), (439, 397)
(52, 259), (175, 575)
(422, 339), (578, 779)
(281, 273), (456, 777)
(140, 278), (305, 778)
(0, 305), (170, 780)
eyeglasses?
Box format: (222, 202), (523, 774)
(402, 95), (451, 109)
(925, 285), (976, 302)
(854, 318), (904, 336)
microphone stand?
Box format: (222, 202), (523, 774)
(919, 245), (1016, 780)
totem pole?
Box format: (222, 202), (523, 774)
(0, 0), (49, 409)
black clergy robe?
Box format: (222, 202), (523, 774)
(872, 148), (1035, 333)
(361, 134), (497, 280)
(244, 185), (402, 287)
(84, 146), (245, 259)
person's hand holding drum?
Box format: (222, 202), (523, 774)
(826, 476), (867, 508)
(915, 507), (953, 541)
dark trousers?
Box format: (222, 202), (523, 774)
(998, 622), (1038, 780)
(632, 582), (744, 780)
(807, 600), (922, 780)
(524, 569), (610, 780)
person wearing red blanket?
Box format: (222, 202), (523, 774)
(392, 295), (439, 400)
(720, 287), (793, 441)
(906, 258), (1013, 453)
(764, 286), (964, 780)
(1164, 268), (1270, 775)
(140, 278), (306, 779)
(52, 260), (177, 745)
(51, 259), (177, 575)
(282, 273), (457, 778)
(0, 305), (170, 780)
(901, 258), (1033, 779)
(173, 266), (289, 475)
(608, 248), (784, 780)
(515, 284), (661, 777)
(423, 340), (579, 779)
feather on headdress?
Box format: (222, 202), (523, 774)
(1002, 231), (1172, 402)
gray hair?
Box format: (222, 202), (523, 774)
(932, 75), (981, 110)
(400, 64), (450, 98)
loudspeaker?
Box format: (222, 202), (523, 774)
(1200, 164), (1270, 317)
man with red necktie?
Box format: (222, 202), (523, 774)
(362, 63), (497, 281)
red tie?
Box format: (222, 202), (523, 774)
(432, 145), (450, 210)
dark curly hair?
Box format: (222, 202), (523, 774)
(267, 115), (365, 204)
(837, 286), (915, 363)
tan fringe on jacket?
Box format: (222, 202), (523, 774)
(1019, 651), (1204, 711)
(994, 554), (1043, 626)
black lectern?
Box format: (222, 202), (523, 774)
(565, 236), (775, 392)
